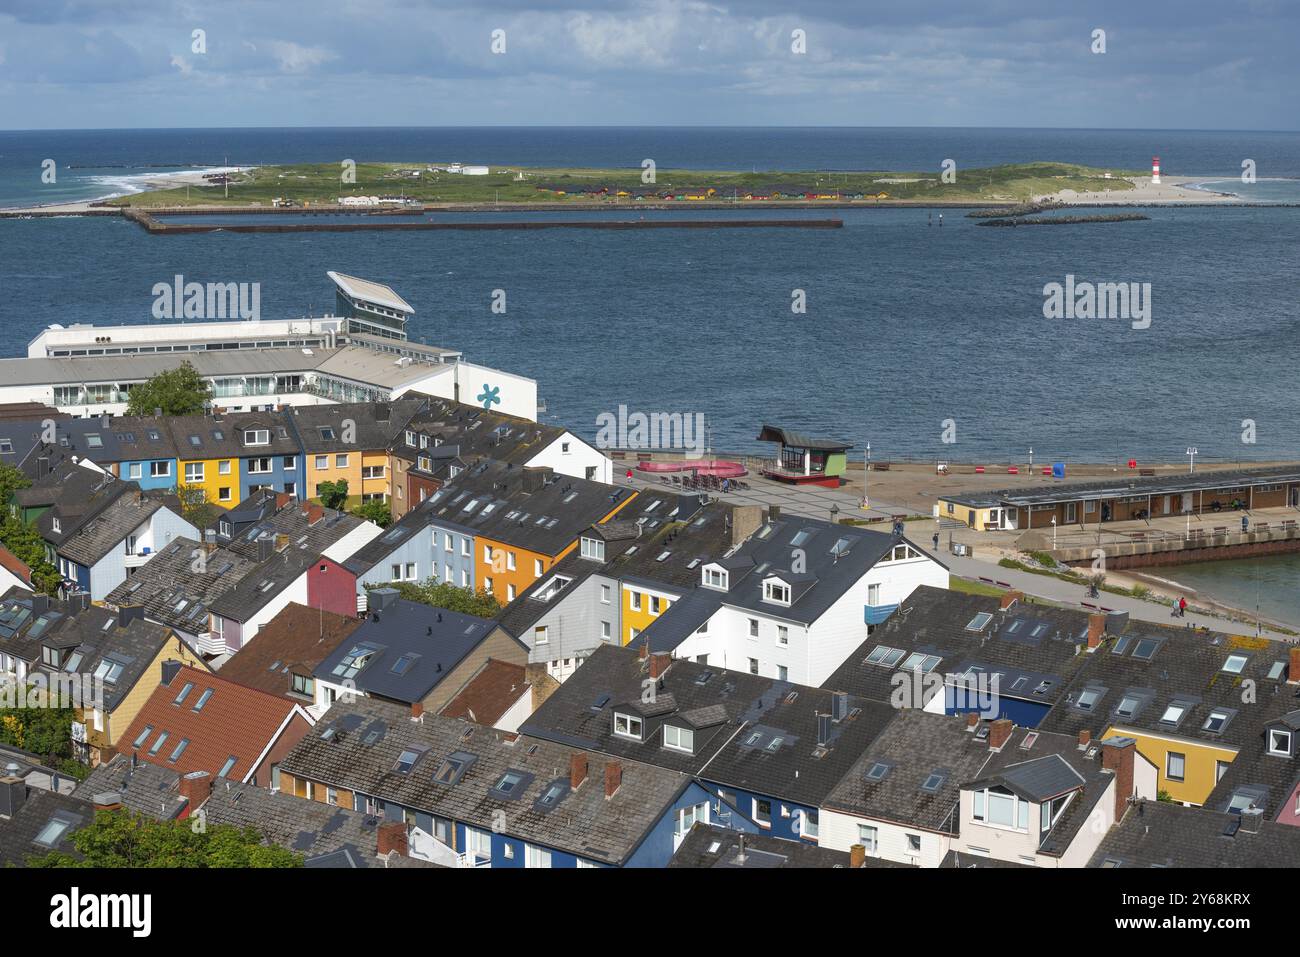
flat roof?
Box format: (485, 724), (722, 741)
(944, 465), (1300, 509)
(327, 271), (413, 314)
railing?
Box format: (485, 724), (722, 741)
(456, 852), (491, 868)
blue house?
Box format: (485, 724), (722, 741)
(279, 697), (754, 868)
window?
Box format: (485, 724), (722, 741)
(534, 626), (548, 645)
(217, 756), (237, 778)
(865, 645), (906, 667)
(748, 618), (759, 637)
(218, 460), (231, 475)
(901, 652), (942, 673)
(525, 845), (552, 869)
(291, 673), (313, 697)
(148, 731), (169, 755)
(754, 799), (772, 826)
(244, 429), (270, 446)
(1160, 702), (1188, 725)
(173, 681), (194, 705)
(168, 738), (190, 762)
(335, 454), (349, 468)
(1268, 728), (1292, 755)
(703, 567), (727, 590)
(663, 725), (694, 753)
(906, 833), (922, 854)
(650, 596), (662, 615)
(128, 463), (142, 479)
(613, 712), (643, 739)
(1115, 694), (1141, 719)
(362, 465), (384, 480)
(1222, 654), (1249, 674)
(600, 584), (611, 604)
(1203, 709), (1231, 733)
(315, 455), (328, 470)
(192, 688), (214, 711)
(601, 621), (611, 641)
(34, 815), (75, 848)
(1166, 752), (1186, 781)
(974, 787), (1029, 831)
(629, 591), (642, 611)
(394, 748), (422, 774)
(132, 724), (154, 748)
(1076, 688), (1102, 711)
(763, 580), (791, 604)
(247, 457), (272, 474)
(507, 584), (516, 601)
(150, 460), (170, 478)
(534, 559), (543, 576)
(857, 824), (878, 853)
(748, 658), (759, 675)
(218, 487), (232, 502)
(581, 537), (605, 561)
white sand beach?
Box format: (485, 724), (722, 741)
(1045, 175), (1237, 204)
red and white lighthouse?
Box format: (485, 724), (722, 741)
(1151, 156), (1161, 185)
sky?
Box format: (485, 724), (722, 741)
(0, 0), (1296, 130)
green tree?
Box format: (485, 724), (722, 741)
(316, 479), (349, 510)
(0, 515), (61, 595)
(367, 578), (501, 617)
(125, 361), (213, 417)
(0, 461), (30, 509)
(352, 498), (392, 528)
(26, 809), (303, 868)
(0, 707), (78, 763)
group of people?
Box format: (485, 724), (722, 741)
(1170, 595), (1189, 618)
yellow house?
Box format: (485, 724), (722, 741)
(937, 496), (1010, 531)
(1100, 724), (1237, 805)
(621, 583), (683, 645)
(177, 454), (241, 507)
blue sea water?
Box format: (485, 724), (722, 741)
(2, 126), (1299, 468)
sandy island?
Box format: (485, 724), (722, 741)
(1043, 175), (1237, 205)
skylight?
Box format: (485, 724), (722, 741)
(191, 688), (214, 712)
(394, 748), (422, 774)
(865, 645), (906, 667)
(920, 772), (946, 793)
(966, 612), (993, 632)
(865, 762), (891, 782)
(1222, 654), (1248, 674)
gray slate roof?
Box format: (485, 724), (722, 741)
(279, 697), (693, 865)
(73, 753), (187, 820)
(1089, 799), (1300, 868)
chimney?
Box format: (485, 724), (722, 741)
(1240, 806), (1264, 834)
(274, 491), (293, 511)
(30, 594), (50, 614)
(649, 652), (671, 679)
(850, 843), (866, 869)
(638, 643), (649, 662)
(604, 761), (622, 799)
(160, 659), (184, 686)
(1289, 646), (1300, 684)
(816, 713), (831, 748)
(521, 466), (552, 493)
(302, 503), (324, 526)
(100, 414), (110, 429)
(410, 701), (424, 722)
(768, 505), (781, 521)
(92, 792), (123, 812)
(67, 590), (90, 613)
(570, 753), (588, 790)
(369, 587), (399, 613)
(256, 537), (274, 562)
(179, 770), (212, 808)
(377, 821), (408, 857)
(118, 604), (145, 629)
(0, 775), (26, 818)
(831, 691), (849, 721)
(1078, 729), (1092, 750)
(1100, 737), (1136, 822)
(966, 713), (980, 729)
(274, 533), (290, 553)
(1087, 613), (1107, 650)
(999, 590), (1023, 610)
(729, 505), (763, 546)
(988, 718), (1013, 751)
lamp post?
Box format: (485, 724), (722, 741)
(1050, 516), (1057, 550)
(1186, 446), (1198, 473)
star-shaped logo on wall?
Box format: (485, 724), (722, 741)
(477, 384), (501, 410)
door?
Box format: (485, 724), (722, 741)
(1182, 493), (1193, 514)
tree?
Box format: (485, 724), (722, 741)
(0, 461), (30, 508)
(125, 361), (212, 417)
(0, 706), (78, 763)
(177, 484), (219, 528)
(0, 515), (61, 595)
(367, 578), (501, 617)
(26, 809), (303, 868)
(352, 498), (392, 528)
(315, 479), (349, 510)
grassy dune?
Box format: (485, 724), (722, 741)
(109, 161), (1143, 208)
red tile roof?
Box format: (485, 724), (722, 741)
(439, 659), (530, 727)
(0, 543), (31, 586)
(117, 664), (310, 783)
(215, 602), (361, 700)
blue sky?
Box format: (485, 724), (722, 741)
(0, 0), (1296, 130)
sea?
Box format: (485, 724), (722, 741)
(2, 126), (1300, 619)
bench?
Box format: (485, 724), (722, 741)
(1138, 468), (1156, 477)
(872, 462), (891, 472)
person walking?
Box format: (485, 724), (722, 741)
(932, 532), (940, 551)
(1179, 595), (1187, 618)
(1170, 596), (1179, 618)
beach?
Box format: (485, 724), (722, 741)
(1046, 174), (1238, 204)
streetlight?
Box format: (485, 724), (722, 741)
(1050, 516), (1057, 550)
(1186, 447), (1198, 473)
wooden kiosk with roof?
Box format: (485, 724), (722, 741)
(755, 425), (852, 488)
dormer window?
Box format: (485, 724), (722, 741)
(580, 536), (605, 561)
(52, 517), (61, 534)
(613, 712), (643, 740)
(763, 579), (791, 605)
(1268, 728), (1293, 756)
(702, 565), (728, 590)
(243, 429), (270, 446)
(972, 785), (1029, 831)
(663, 725), (694, 753)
